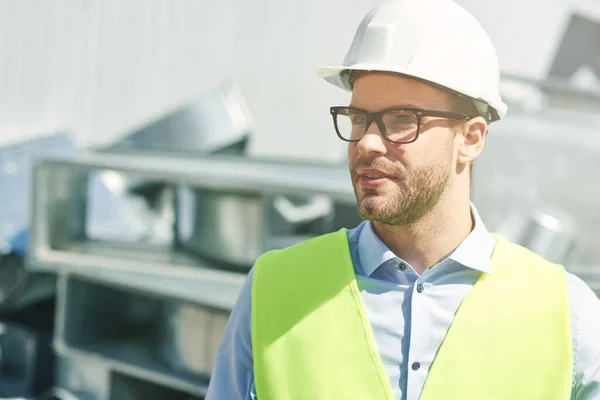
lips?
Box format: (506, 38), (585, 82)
(357, 168), (393, 179)
(356, 168), (394, 189)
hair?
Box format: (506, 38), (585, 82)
(346, 70), (365, 88)
(447, 93), (477, 117)
(347, 69), (478, 117)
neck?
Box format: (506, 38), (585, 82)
(371, 186), (473, 275)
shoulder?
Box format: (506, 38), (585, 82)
(566, 271), (599, 302)
(492, 236), (567, 281)
(566, 272), (600, 332)
(251, 229), (355, 305)
(566, 272), (600, 396)
(566, 272), (600, 340)
(494, 236), (561, 267)
(255, 229), (349, 270)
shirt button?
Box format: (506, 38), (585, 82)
(398, 262), (407, 271)
(416, 283), (424, 293)
(412, 362), (421, 371)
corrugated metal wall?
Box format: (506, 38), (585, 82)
(0, 0), (592, 160)
(0, 0), (382, 161)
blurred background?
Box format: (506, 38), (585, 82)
(0, 0), (598, 399)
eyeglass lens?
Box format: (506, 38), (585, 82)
(335, 108), (419, 143)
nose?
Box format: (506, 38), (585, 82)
(356, 121), (387, 156)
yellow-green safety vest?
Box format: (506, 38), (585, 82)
(251, 228), (572, 399)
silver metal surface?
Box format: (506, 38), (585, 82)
(39, 388), (96, 400)
(27, 152), (354, 281)
(54, 353), (206, 400)
(0, 135), (77, 313)
(109, 82), (253, 155)
(53, 274), (214, 397)
(175, 188), (265, 266)
(0, 134), (78, 255)
(472, 108), (600, 266)
(54, 356), (111, 400)
(0, 324), (44, 397)
(39, 251), (244, 311)
(492, 205), (578, 265)
(176, 188), (335, 266)
(517, 209), (577, 265)
(565, 264), (600, 297)
(109, 371), (204, 400)
(158, 303), (229, 377)
(0, 255), (56, 313)
(32, 152), (354, 204)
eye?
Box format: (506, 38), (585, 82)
(392, 115), (416, 124)
(384, 111), (417, 129)
(349, 113), (366, 124)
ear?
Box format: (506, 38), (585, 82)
(456, 116), (487, 168)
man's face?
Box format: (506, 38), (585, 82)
(348, 73), (459, 226)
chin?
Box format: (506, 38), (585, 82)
(357, 196), (389, 219)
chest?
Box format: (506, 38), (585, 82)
(356, 273), (478, 400)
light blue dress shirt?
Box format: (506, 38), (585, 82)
(206, 205), (600, 400)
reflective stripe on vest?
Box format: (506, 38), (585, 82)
(251, 228), (572, 400)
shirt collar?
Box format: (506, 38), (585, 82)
(357, 202), (496, 277)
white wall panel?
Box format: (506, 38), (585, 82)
(0, 0), (374, 162)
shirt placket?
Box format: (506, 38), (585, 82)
(405, 276), (431, 400)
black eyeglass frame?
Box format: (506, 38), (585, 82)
(330, 106), (471, 144)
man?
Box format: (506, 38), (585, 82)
(206, 0), (600, 399)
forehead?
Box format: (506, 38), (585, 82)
(350, 72), (451, 111)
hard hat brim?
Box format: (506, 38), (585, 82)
(315, 65), (507, 120)
(315, 66), (353, 92)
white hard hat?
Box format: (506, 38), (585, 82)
(316, 0), (507, 122)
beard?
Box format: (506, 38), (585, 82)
(350, 146), (453, 227)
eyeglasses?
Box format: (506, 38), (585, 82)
(330, 106), (471, 144)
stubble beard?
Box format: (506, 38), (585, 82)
(350, 150), (453, 227)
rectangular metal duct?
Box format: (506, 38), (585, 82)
(27, 152), (355, 305)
